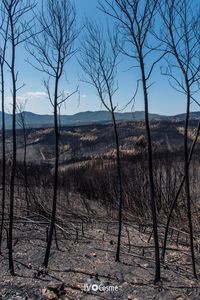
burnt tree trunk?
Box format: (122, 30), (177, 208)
(112, 112), (123, 262)
(140, 54), (160, 282)
(8, 16), (17, 275)
(184, 79), (197, 279)
(0, 57), (6, 254)
(43, 78), (59, 268)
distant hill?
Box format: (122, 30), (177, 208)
(172, 111), (200, 121)
(0, 110), (200, 129)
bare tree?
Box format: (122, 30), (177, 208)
(99, 0), (164, 282)
(27, 0), (77, 269)
(79, 20), (123, 262)
(0, 3), (9, 254)
(2, 0), (36, 275)
(159, 0), (200, 278)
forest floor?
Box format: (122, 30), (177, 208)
(0, 197), (200, 300)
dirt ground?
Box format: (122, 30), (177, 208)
(1, 198), (200, 300)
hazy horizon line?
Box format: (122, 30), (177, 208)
(1, 109), (200, 117)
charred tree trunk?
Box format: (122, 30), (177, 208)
(184, 80), (197, 279)
(112, 112), (123, 262)
(0, 59), (6, 254)
(0, 8), (9, 255)
(140, 54), (160, 282)
(8, 18), (17, 274)
(43, 79), (59, 268)
(2, 0), (36, 274)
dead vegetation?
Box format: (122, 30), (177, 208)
(1, 193), (200, 300)
(1, 122), (200, 298)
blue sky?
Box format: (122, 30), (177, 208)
(4, 0), (200, 116)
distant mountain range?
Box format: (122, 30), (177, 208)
(0, 110), (200, 129)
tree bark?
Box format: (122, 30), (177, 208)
(184, 79), (197, 279)
(0, 60), (6, 254)
(8, 19), (17, 274)
(140, 54), (161, 282)
(112, 112), (123, 262)
(43, 78), (59, 268)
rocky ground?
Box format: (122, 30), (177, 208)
(1, 201), (200, 300)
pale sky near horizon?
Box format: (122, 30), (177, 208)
(3, 0), (200, 116)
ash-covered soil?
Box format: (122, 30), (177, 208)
(1, 201), (200, 300)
